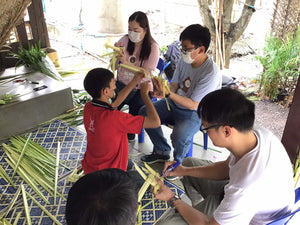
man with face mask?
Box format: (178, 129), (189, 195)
(139, 24), (221, 169)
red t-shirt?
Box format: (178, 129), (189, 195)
(81, 100), (144, 174)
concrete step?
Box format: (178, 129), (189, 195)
(0, 66), (73, 141)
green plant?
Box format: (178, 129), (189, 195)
(10, 41), (62, 81)
(256, 27), (300, 102)
(0, 92), (20, 104)
(13, 41), (46, 67)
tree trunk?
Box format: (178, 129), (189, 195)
(197, 0), (256, 68)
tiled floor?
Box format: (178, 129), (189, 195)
(0, 120), (194, 225)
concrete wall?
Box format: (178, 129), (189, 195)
(43, 0), (202, 34)
(82, 0), (127, 34)
(164, 0), (202, 26)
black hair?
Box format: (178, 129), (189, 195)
(180, 24), (211, 52)
(83, 68), (114, 99)
(198, 88), (255, 132)
(127, 11), (155, 64)
(65, 168), (138, 225)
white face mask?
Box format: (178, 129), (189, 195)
(108, 91), (116, 104)
(128, 31), (142, 43)
(181, 52), (195, 64)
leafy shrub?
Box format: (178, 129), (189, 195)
(256, 27), (300, 103)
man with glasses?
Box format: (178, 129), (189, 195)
(139, 24), (221, 166)
(153, 88), (295, 225)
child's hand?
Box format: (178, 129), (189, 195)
(132, 72), (144, 84)
(140, 81), (151, 96)
(139, 67), (150, 79)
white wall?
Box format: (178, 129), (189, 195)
(43, 0), (202, 34)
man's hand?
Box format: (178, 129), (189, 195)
(151, 177), (175, 201)
(152, 77), (169, 98)
(152, 77), (163, 97)
(161, 161), (185, 177)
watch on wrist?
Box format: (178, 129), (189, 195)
(165, 93), (171, 98)
(169, 194), (181, 208)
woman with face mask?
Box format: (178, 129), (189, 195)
(114, 11), (159, 141)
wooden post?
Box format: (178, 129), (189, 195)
(16, 19), (29, 49)
(27, 0), (50, 48)
(282, 76), (300, 165)
(220, 0), (224, 69)
(215, 0), (220, 67)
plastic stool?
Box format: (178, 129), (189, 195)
(185, 136), (193, 157)
(138, 128), (145, 143)
(138, 128), (208, 152)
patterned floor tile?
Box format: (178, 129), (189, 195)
(0, 120), (185, 224)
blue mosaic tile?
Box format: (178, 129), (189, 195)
(0, 120), (186, 224)
(133, 163), (185, 225)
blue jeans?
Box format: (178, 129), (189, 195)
(139, 98), (201, 163)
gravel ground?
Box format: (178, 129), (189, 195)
(254, 100), (289, 139)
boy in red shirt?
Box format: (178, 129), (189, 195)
(81, 68), (160, 174)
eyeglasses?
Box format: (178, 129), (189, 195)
(179, 45), (198, 55)
(199, 124), (220, 134)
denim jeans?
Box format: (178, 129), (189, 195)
(138, 98), (201, 163)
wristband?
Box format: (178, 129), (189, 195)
(169, 194), (181, 208)
(165, 93), (171, 98)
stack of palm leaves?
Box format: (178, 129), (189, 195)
(1, 135), (69, 204)
(0, 184), (62, 225)
(0, 135), (68, 223)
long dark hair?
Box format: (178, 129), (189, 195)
(127, 11), (155, 64)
